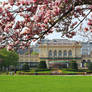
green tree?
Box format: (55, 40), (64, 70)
(38, 61), (47, 69)
(88, 62), (92, 71)
(31, 52), (39, 55)
(22, 63), (30, 72)
(0, 48), (19, 71)
(69, 61), (78, 71)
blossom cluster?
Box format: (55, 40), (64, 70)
(0, 0), (91, 50)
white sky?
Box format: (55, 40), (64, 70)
(45, 31), (85, 42)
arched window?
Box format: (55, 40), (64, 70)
(48, 50), (52, 57)
(63, 50), (67, 57)
(58, 50), (62, 57)
(54, 50), (57, 57)
(68, 50), (72, 57)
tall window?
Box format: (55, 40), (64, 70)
(58, 50), (62, 57)
(68, 50), (72, 57)
(54, 50), (57, 57)
(48, 50), (52, 57)
(63, 50), (67, 57)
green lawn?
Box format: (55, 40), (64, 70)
(0, 75), (92, 92)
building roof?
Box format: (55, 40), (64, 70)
(40, 39), (80, 46)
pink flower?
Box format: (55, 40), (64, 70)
(88, 22), (92, 25)
(0, 36), (3, 42)
(33, 0), (37, 3)
(15, 40), (19, 45)
(41, 24), (46, 28)
(0, 7), (3, 13)
(89, 5), (92, 9)
(7, 45), (12, 51)
(64, 0), (68, 3)
(71, 32), (76, 36)
(84, 27), (89, 32)
(20, 28), (30, 35)
(44, 18), (49, 24)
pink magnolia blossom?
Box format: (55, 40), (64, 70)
(7, 45), (12, 51)
(0, 0), (91, 50)
(20, 28), (30, 35)
(0, 7), (3, 13)
(84, 27), (89, 32)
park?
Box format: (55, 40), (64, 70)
(0, 0), (92, 92)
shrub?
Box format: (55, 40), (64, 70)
(38, 61), (47, 69)
(22, 63), (30, 72)
(69, 61), (78, 71)
(88, 62), (92, 71)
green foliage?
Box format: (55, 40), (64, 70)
(31, 52), (39, 55)
(25, 52), (29, 55)
(69, 61), (78, 70)
(62, 69), (80, 74)
(22, 63), (30, 72)
(0, 48), (19, 68)
(88, 62), (92, 71)
(38, 61), (47, 69)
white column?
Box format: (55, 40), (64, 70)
(46, 60), (49, 69)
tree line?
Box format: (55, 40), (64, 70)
(0, 48), (19, 71)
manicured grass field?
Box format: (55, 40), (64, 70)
(0, 75), (92, 92)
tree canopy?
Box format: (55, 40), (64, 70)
(0, 0), (92, 50)
(0, 48), (19, 67)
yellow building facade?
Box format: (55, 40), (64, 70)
(19, 54), (39, 63)
(18, 39), (92, 69)
(39, 39), (82, 69)
(18, 48), (40, 68)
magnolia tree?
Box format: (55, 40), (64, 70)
(0, 0), (92, 50)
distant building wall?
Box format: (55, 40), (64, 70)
(39, 39), (82, 69)
(17, 39), (92, 69)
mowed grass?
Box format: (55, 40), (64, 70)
(0, 75), (92, 92)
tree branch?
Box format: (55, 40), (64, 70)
(69, 10), (91, 33)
